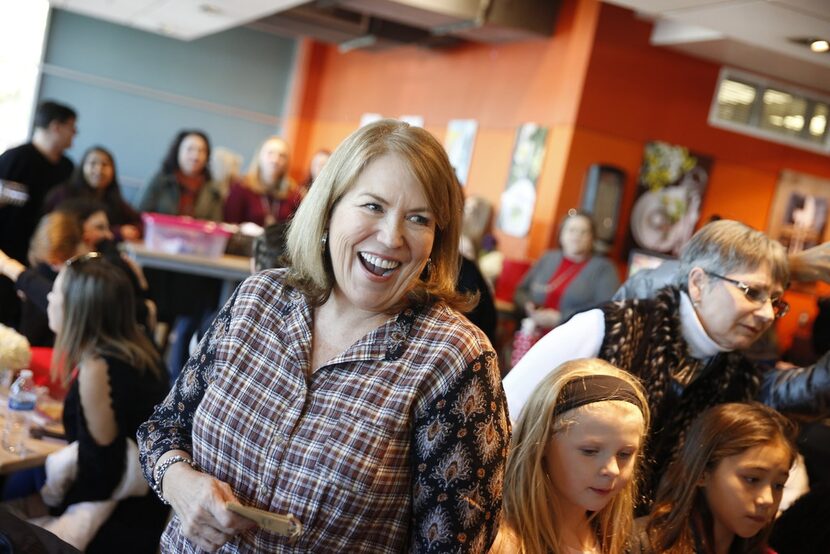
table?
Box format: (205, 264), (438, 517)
(0, 422), (65, 475)
(124, 243), (252, 305)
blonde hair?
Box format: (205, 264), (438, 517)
(285, 119), (473, 312)
(245, 135), (294, 198)
(502, 359), (650, 554)
(28, 212), (83, 266)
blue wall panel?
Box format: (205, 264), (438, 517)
(41, 9), (297, 202)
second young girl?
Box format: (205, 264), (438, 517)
(638, 402), (796, 554)
(491, 358), (651, 554)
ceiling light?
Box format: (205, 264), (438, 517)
(811, 40), (830, 53)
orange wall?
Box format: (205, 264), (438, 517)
(290, 0), (830, 348)
(291, 0), (604, 259)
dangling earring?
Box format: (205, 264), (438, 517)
(420, 258), (433, 281)
(321, 230), (328, 252)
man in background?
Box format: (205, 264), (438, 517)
(0, 100), (77, 325)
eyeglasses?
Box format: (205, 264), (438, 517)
(705, 271), (789, 319)
(65, 251), (103, 267)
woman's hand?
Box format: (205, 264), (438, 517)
(526, 303), (562, 329)
(162, 461), (256, 552)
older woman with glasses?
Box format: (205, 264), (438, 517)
(504, 219), (830, 505)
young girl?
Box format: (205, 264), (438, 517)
(639, 402), (797, 554)
(491, 358), (651, 554)
(45, 253), (170, 551)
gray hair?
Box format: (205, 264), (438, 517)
(677, 220), (789, 288)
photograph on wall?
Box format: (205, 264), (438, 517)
(767, 169), (830, 254)
(628, 140), (712, 256)
(444, 119), (478, 186)
(497, 123), (549, 237)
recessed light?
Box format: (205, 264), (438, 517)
(811, 39), (830, 53)
(788, 37), (830, 53)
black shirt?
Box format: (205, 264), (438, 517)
(0, 143), (73, 262)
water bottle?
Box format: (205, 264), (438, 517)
(3, 370), (36, 455)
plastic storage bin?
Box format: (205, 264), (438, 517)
(142, 213), (234, 257)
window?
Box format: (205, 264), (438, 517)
(709, 68), (830, 154)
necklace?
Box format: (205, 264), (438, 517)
(260, 193), (281, 226)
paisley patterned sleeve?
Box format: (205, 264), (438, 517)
(410, 351), (511, 553)
(137, 290), (235, 485)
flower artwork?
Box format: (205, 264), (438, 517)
(0, 323), (31, 371)
(629, 141), (712, 256)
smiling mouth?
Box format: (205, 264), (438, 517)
(359, 253), (401, 276)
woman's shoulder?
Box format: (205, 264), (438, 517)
(420, 301), (492, 350)
(586, 255), (617, 269)
(236, 268), (300, 310)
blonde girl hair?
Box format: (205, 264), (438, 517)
(501, 358), (651, 554)
(51, 254), (162, 383)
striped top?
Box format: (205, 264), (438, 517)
(138, 268), (510, 553)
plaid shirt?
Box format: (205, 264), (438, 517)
(138, 269), (510, 553)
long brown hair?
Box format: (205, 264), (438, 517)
(647, 402), (797, 554)
(51, 254), (162, 382)
(501, 359), (650, 554)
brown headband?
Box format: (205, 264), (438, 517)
(553, 374), (645, 418)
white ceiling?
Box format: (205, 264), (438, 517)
(49, 0), (830, 94)
(605, 0), (830, 94)
(48, 0), (307, 39)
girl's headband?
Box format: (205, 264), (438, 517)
(553, 374), (645, 418)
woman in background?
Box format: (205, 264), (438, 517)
(300, 148), (330, 194)
(514, 210), (619, 331)
(491, 359), (650, 554)
(137, 130), (223, 221)
(636, 402), (796, 554)
(0, 212), (84, 346)
(223, 136), (301, 226)
(136, 130), (223, 374)
(45, 146), (142, 241)
(44, 254), (169, 552)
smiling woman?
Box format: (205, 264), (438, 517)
(138, 119), (510, 553)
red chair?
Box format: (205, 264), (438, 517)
(493, 258), (532, 304)
(29, 347), (69, 400)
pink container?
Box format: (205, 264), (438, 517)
(142, 213), (233, 258)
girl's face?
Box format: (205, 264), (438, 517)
(47, 269), (66, 334)
(545, 400), (645, 514)
(702, 440), (792, 542)
(83, 150), (114, 190)
(177, 134), (208, 177)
